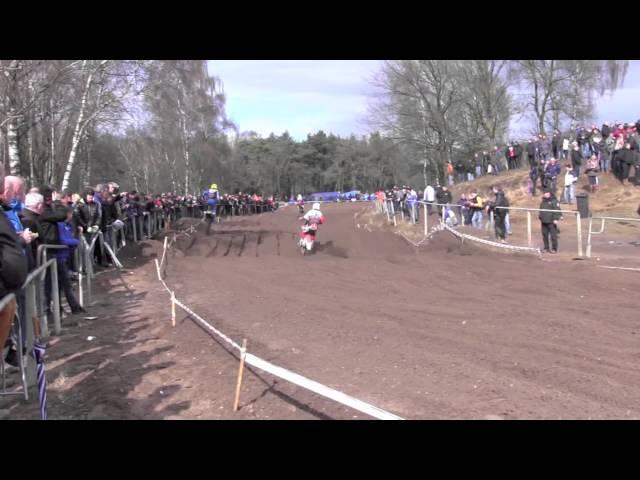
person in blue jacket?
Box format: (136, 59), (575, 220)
(56, 206), (86, 314)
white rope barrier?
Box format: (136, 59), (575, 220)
(243, 354), (403, 420)
(442, 224), (542, 257)
(598, 266), (640, 272)
(153, 232), (404, 420)
(172, 298), (244, 352)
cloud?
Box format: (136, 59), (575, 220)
(208, 60), (382, 140)
(210, 60), (640, 141)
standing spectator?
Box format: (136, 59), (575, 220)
(492, 146), (503, 173)
(455, 159), (465, 184)
(99, 191), (121, 267)
(459, 193), (472, 226)
(446, 161), (454, 186)
(20, 192), (44, 264)
(474, 152), (483, 178)
(585, 154), (600, 193)
(545, 158), (562, 197)
(76, 188), (103, 266)
(0, 166), (28, 365)
(487, 186), (509, 243)
(602, 134), (614, 173)
(508, 143), (518, 170)
(561, 136), (570, 160)
(407, 188), (418, 223)
(578, 128), (591, 158)
(551, 130), (562, 159)
(612, 131), (625, 180)
(571, 142), (583, 178)
(539, 190), (561, 254)
(538, 159), (548, 192)
(423, 184), (435, 215)
(526, 138), (537, 168)
(562, 164), (577, 205)
(435, 185), (452, 217)
(514, 141), (524, 168)
(466, 158), (475, 182)
(540, 134), (551, 161)
(39, 186), (69, 314)
(619, 142), (635, 185)
(393, 186), (403, 216)
(529, 163), (539, 196)
(482, 151), (490, 174)
(55, 206), (86, 314)
(468, 191), (484, 229)
(2, 176), (35, 364)
(601, 122), (611, 139)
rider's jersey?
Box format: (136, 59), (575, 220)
(303, 209), (325, 225)
(202, 189), (219, 208)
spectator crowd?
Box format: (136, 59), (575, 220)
(445, 122), (640, 198)
(0, 168), (276, 371)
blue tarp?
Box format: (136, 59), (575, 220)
(305, 192), (340, 202)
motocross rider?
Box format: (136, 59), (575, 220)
(202, 183), (219, 218)
(302, 202), (325, 231)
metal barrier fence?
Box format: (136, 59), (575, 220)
(586, 215), (640, 258)
(0, 201), (279, 410)
(1, 257), (60, 401)
(377, 197), (640, 259)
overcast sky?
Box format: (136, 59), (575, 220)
(208, 60), (640, 141)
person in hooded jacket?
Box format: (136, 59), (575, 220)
(487, 186), (509, 242)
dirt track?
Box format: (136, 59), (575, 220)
(164, 202), (640, 419)
(4, 202), (640, 419)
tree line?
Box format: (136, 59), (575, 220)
(0, 60), (629, 196)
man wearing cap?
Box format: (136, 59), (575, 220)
(539, 189), (561, 254)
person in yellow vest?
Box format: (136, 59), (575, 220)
(469, 191), (484, 229)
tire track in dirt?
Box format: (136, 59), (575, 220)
(223, 236), (234, 257)
(238, 234), (247, 257)
(256, 232), (263, 257)
(206, 239), (219, 257)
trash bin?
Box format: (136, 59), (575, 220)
(576, 192), (590, 218)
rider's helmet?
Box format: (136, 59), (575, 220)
(312, 202), (321, 211)
(210, 183), (218, 190)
